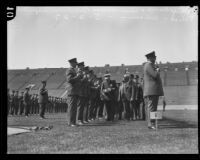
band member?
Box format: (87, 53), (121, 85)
(38, 80), (48, 119)
(65, 58), (81, 127)
(143, 51), (164, 129)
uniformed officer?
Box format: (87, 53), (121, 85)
(88, 70), (98, 121)
(7, 88), (11, 115)
(35, 94), (39, 114)
(143, 51), (164, 129)
(30, 94), (35, 115)
(10, 90), (15, 116)
(14, 90), (19, 115)
(65, 58), (81, 127)
(19, 91), (24, 115)
(82, 66), (91, 123)
(23, 87), (31, 117)
(101, 71), (117, 121)
(38, 80), (49, 119)
(96, 77), (104, 120)
(76, 62), (86, 125)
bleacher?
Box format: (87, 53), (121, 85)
(7, 61), (198, 104)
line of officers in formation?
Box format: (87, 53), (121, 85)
(7, 88), (68, 118)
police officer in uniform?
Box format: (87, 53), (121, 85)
(76, 62), (85, 125)
(38, 80), (48, 119)
(14, 90), (19, 115)
(19, 91), (24, 115)
(23, 87), (31, 117)
(143, 51), (164, 129)
(65, 58), (81, 127)
(7, 88), (11, 115)
(10, 90), (15, 116)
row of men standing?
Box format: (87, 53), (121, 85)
(7, 85), (68, 118)
(65, 58), (145, 127)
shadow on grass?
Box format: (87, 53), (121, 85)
(158, 117), (198, 129)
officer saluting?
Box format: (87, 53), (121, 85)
(65, 58), (81, 127)
(143, 51), (164, 129)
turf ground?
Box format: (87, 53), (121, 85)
(7, 109), (198, 154)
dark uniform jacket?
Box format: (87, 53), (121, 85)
(143, 61), (164, 97)
(65, 67), (80, 96)
(101, 80), (117, 101)
(13, 93), (19, 106)
(89, 78), (98, 100)
(23, 91), (30, 105)
(38, 87), (48, 104)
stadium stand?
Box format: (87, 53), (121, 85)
(7, 61), (198, 105)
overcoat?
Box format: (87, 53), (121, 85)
(143, 62), (164, 97)
(38, 87), (48, 104)
(65, 67), (80, 96)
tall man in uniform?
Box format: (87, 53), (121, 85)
(14, 90), (19, 115)
(143, 51), (164, 129)
(10, 90), (15, 116)
(65, 58), (81, 127)
(76, 62), (85, 125)
(23, 87), (31, 117)
(19, 91), (24, 115)
(38, 80), (48, 119)
(7, 88), (10, 115)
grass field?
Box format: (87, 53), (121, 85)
(7, 109), (198, 154)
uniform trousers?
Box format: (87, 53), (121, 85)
(14, 102), (19, 115)
(19, 102), (24, 115)
(98, 100), (104, 118)
(77, 96), (86, 122)
(83, 98), (89, 122)
(67, 95), (78, 125)
(24, 103), (30, 116)
(104, 100), (115, 121)
(7, 102), (10, 115)
(10, 103), (15, 115)
(144, 95), (159, 127)
(39, 103), (47, 117)
(88, 98), (96, 120)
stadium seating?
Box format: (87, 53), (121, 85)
(7, 61), (198, 105)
